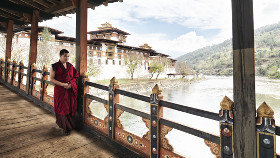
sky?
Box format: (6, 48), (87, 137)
(40, 0), (280, 59)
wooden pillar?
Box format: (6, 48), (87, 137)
(76, 0), (87, 74)
(231, 0), (256, 157)
(76, 0), (88, 127)
(26, 10), (39, 94)
(108, 77), (119, 139)
(5, 20), (13, 82)
(150, 84), (163, 158)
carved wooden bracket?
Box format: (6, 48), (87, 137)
(204, 140), (221, 158)
(142, 118), (150, 141)
(160, 124), (174, 151)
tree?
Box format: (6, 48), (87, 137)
(175, 62), (192, 75)
(124, 51), (142, 80)
(156, 63), (164, 79)
(87, 59), (100, 78)
(0, 33), (6, 59)
(148, 62), (158, 80)
(36, 27), (56, 69)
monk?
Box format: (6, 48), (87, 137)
(50, 49), (79, 135)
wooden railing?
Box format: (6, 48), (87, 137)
(0, 58), (279, 158)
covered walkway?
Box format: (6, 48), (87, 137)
(0, 85), (126, 158)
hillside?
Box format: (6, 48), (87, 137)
(177, 22), (280, 79)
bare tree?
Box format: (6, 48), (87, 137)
(37, 27), (56, 69)
(124, 51), (142, 80)
(0, 33), (6, 59)
(175, 62), (192, 75)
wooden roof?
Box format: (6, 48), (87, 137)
(0, 0), (120, 31)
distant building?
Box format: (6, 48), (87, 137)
(11, 23), (176, 80)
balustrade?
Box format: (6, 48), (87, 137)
(0, 62), (279, 157)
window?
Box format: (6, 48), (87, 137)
(98, 59), (101, 65)
(113, 60), (115, 65)
(118, 55), (121, 59)
(106, 60), (108, 65)
(97, 52), (101, 57)
(119, 61), (121, 65)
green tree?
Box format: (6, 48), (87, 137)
(124, 51), (142, 80)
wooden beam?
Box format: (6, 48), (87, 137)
(33, 0), (53, 8)
(0, 22), (7, 29)
(72, 0), (78, 8)
(45, 1), (74, 14)
(232, 0), (256, 157)
(18, 0), (46, 10)
(76, 0), (88, 128)
(0, 17), (26, 25)
(22, 13), (32, 22)
(1, 0), (53, 19)
(5, 20), (13, 61)
(76, 0), (88, 74)
(5, 20), (13, 82)
(0, 8), (23, 18)
(26, 10), (39, 94)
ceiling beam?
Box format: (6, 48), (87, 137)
(33, 0), (53, 8)
(0, 0), (54, 19)
(0, 17), (25, 25)
(45, 1), (74, 14)
(0, 8), (22, 18)
(19, 0), (46, 10)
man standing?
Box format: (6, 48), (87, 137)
(50, 49), (79, 135)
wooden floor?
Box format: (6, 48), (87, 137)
(0, 84), (127, 158)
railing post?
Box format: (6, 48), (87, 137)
(256, 102), (276, 158)
(30, 63), (37, 95)
(18, 61), (24, 90)
(11, 60), (17, 86)
(40, 65), (48, 101)
(5, 59), (11, 83)
(150, 84), (163, 158)
(82, 72), (89, 123)
(219, 96), (234, 158)
(108, 77), (119, 139)
(0, 58), (4, 80)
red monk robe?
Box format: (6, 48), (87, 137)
(52, 61), (79, 134)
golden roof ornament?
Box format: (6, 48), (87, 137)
(220, 96), (233, 110)
(139, 43), (152, 49)
(7, 58), (11, 63)
(13, 59), (17, 64)
(98, 22), (113, 30)
(0, 57), (3, 61)
(257, 102), (274, 119)
(152, 84), (162, 95)
(20, 60), (24, 65)
(110, 77), (118, 85)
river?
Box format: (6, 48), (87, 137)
(89, 76), (280, 157)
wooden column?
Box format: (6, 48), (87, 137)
(76, 0), (88, 74)
(5, 20), (13, 82)
(76, 0), (88, 126)
(231, 0), (256, 157)
(26, 10), (39, 94)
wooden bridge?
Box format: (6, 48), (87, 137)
(0, 0), (280, 157)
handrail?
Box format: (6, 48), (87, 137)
(44, 80), (55, 86)
(85, 93), (108, 105)
(115, 103), (150, 119)
(115, 89), (150, 103)
(85, 81), (108, 91)
(32, 76), (42, 82)
(160, 118), (220, 144)
(160, 100), (219, 121)
(33, 69), (43, 73)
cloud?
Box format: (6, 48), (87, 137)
(126, 31), (210, 58)
(39, 0), (280, 58)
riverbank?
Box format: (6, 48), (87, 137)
(91, 77), (204, 95)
